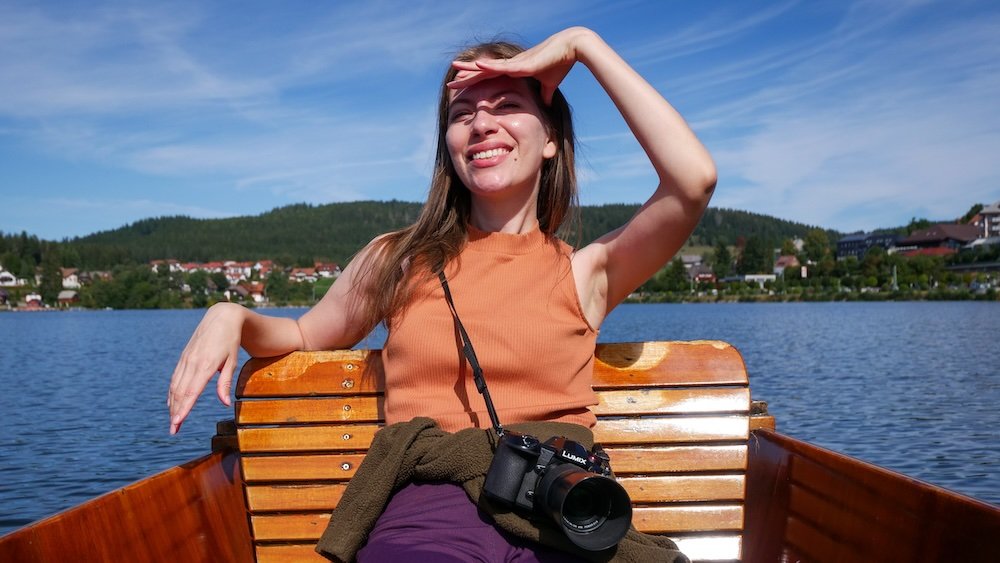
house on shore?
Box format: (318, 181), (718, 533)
(895, 223), (981, 257)
(0, 263), (29, 287)
(686, 264), (715, 284)
(58, 290), (80, 307)
(314, 262), (341, 278)
(24, 293), (43, 309)
(837, 232), (900, 260)
(970, 200), (1000, 239)
(290, 267), (318, 283)
(774, 255), (800, 276)
(61, 268), (80, 289)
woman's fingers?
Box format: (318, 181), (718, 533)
(217, 354), (237, 407)
(167, 303), (245, 434)
(448, 45), (574, 106)
(168, 347), (229, 433)
(169, 364), (203, 434)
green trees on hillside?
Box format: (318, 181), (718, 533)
(5, 202), (997, 309)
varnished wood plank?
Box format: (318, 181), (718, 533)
(594, 416), (749, 444)
(237, 342), (749, 397)
(620, 475), (745, 503)
(238, 350), (384, 397)
(237, 396), (383, 424)
(237, 425), (380, 453)
(246, 476), (743, 513)
(240, 446), (747, 483)
(0, 452), (253, 563)
(744, 430), (1000, 563)
(788, 446), (927, 518)
(606, 445), (747, 473)
(593, 341), (748, 387)
(241, 453), (366, 482)
(784, 515), (868, 563)
(251, 504), (744, 542)
(236, 389), (749, 427)
(787, 483), (918, 561)
(246, 476), (744, 513)
(253, 513), (331, 541)
(632, 504), (743, 533)
(256, 544), (327, 563)
(238, 388), (747, 425)
(594, 388), (749, 416)
(246, 483), (348, 512)
(253, 536), (743, 563)
(748, 415), (774, 432)
(239, 418), (748, 452)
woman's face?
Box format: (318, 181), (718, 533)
(445, 75), (557, 202)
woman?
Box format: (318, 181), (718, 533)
(168, 27), (714, 561)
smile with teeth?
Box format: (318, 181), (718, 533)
(471, 148), (510, 161)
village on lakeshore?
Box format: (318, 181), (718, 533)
(2, 201), (999, 310)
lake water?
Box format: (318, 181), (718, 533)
(1, 302), (998, 535)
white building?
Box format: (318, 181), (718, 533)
(0, 264), (26, 287)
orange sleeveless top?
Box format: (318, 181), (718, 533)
(382, 227), (599, 432)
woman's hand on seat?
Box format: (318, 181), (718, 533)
(167, 302), (245, 435)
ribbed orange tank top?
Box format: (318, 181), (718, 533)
(382, 226), (599, 432)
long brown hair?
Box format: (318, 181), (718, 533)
(356, 40), (578, 331)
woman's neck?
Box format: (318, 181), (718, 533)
(468, 185), (540, 234)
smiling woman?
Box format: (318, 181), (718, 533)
(166, 26), (715, 562)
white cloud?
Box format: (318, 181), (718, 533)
(682, 2), (1000, 231)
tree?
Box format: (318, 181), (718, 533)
(210, 272), (229, 291)
(187, 270), (210, 308)
(712, 240), (732, 279)
(663, 257), (689, 292)
(39, 252), (63, 305)
(780, 238), (798, 257)
(906, 217), (932, 234)
(802, 229), (830, 264)
(266, 271), (291, 304)
(960, 203), (983, 224)
(737, 236), (772, 275)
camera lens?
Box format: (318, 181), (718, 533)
(561, 481), (610, 532)
(538, 464), (632, 551)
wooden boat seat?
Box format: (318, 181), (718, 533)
(231, 341), (774, 563)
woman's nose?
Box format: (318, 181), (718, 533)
(471, 109), (499, 136)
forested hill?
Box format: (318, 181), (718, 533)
(65, 201), (836, 268)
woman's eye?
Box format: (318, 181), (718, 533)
(449, 110), (471, 122)
(497, 102), (519, 110)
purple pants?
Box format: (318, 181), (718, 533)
(356, 481), (582, 562)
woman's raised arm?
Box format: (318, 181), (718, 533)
(571, 29), (716, 325)
(452, 28), (716, 327)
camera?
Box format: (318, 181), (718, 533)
(483, 431), (632, 551)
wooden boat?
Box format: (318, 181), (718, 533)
(1, 341), (997, 562)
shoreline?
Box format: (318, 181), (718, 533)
(3, 294), (998, 312)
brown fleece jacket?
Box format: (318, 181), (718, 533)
(315, 417), (689, 563)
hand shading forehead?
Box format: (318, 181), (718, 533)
(449, 75), (535, 106)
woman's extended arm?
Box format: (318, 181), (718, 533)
(167, 245), (375, 434)
(451, 27), (716, 327)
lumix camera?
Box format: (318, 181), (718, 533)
(483, 431), (632, 551)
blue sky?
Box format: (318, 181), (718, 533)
(1, 0), (998, 241)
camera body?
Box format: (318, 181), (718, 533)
(483, 431), (632, 551)
(483, 432), (610, 510)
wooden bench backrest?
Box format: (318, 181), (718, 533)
(234, 341), (765, 563)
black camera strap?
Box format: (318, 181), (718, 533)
(438, 271), (505, 437)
